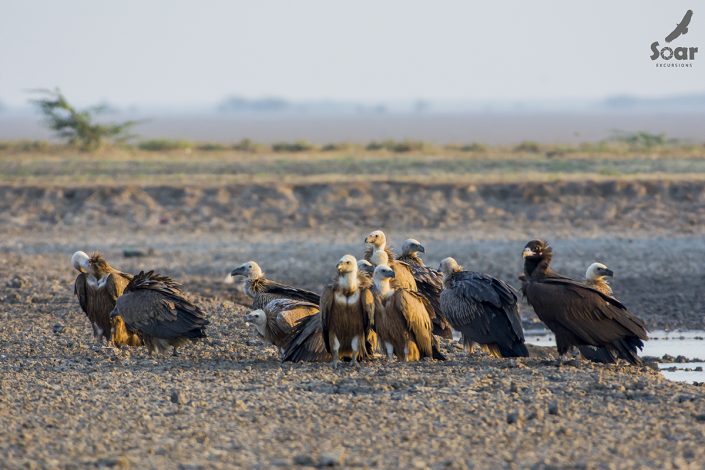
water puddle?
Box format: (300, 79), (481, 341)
(524, 329), (705, 384)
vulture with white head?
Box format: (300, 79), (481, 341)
(71, 251), (140, 346)
(230, 261), (320, 309)
(372, 265), (445, 361)
(363, 230), (417, 290)
(585, 262), (614, 296)
(245, 298), (319, 354)
(320, 255), (376, 368)
(521, 240), (647, 364)
(110, 271), (208, 355)
(440, 257), (528, 358)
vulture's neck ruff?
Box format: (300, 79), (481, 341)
(337, 270), (359, 297)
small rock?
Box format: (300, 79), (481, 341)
(170, 390), (187, 405)
(509, 381), (519, 394)
(548, 401), (560, 416)
(411, 458), (428, 469)
(52, 324), (64, 335)
(293, 454), (314, 466)
(506, 409), (523, 424)
(317, 451), (344, 467)
(6, 275), (29, 289)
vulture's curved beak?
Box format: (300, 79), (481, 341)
(522, 248), (536, 258)
(388, 269), (396, 279)
(230, 266), (245, 277)
(602, 268), (614, 278)
(416, 244), (426, 254)
(364, 236), (372, 244)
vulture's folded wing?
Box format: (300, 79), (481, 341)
(319, 285), (335, 354)
(396, 290), (433, 357)
(74, 274), (88, 313)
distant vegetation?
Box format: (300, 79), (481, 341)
(0, 130), (701, 158)
(32, 89), (139, 151)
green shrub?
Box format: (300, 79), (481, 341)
(513, 141), (542, 153)
(321, 142), (353, 152)
(366, 140), (429, 152)
(459, 142), (488, 152)
(233, 138), (262, 153)
(31, 88), (138, 151)
(196, 142), (228, 151)
(271, 140), (316, 152)
(0, 140), (51, 152)
(138, 139), (193, 151)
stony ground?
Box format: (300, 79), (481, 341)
(1, 233), (705, 469)
(1, 166), (705, 468)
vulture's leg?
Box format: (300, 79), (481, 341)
(403, 343), (410, 362)
(384, 342), (394, 361)
(350, 336), (360, 367)
(172, 347), (179, 357)
(330, 334), (340, 370)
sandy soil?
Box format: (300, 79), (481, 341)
(1, 177), (705, 468)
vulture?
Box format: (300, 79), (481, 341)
(110, 271), (209, 355)
(363, 230), (417, 290)
(245, 298), (319, 354)
(372, 265), (444, 361)
(71, 251), (141, 347)
(231, 261), (320, 309)
(585, 262), (614, 296)
(439, 257), (528, 358)
(521, 240), (647, 364)
(281, 312), (332, 363)
(396, 238), (454, 339)
(397, 239), (426, 267)
(320, 254), (376, 368)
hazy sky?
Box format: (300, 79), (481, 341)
(1, 1), (704, 107)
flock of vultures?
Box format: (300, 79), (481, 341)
(71, 230), (648, 368)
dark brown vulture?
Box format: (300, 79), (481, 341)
(363, 230), (417, 291)
(320, 255), (376, 368)
(521, 240), (647, 364)
(244, 298), (319, 354)
(110, 271), (209, 355)
(231, 261), (320, 309)
(585, 262), (614, 296)
(372, 265), (445, 361)
(71, 251), (141, 347)
(439, 257), (528, 358)
(281, 312), (332, 363)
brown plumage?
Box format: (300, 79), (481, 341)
(71, 251), (141, 346)
(231, 261), (320, 309)
(281, 312), (333, 363)
(110, 271), (209, 355)
(522, 240), (647, 365)
(363, 230), (417, 291)
(320, 255), (375, 368)
(372, 265), (444, 361)
(245, 299), (319, 353)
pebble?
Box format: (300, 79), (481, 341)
(170, 390), (187, 405)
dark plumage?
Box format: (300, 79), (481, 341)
(72, 251), (139, 346)
(521, 240), (647, 364)
(440, 257), (528, 358)
(110, 271), (208, 355)
(281, 311), (332, 363)
(245, 299), (319, 353)
(231, 261), (320, 309)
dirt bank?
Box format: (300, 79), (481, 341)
(2, 179), (704, 237)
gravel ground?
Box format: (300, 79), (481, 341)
(1, 231), (705, 469)
(2, 177), (705, 468)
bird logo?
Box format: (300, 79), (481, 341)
(665, 10), (693, 43)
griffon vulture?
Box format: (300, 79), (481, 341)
(585, 262), (614, 296)
(231, 261), (321, 309)
(394, 239), (454, 339)
(110, 271), (209, 355)
(281, 312), (332, 363)
(439, 257), (528, 358)
(372, 265), (445, 361)
(363, 230), (417, 290)
(245, 298), (319, 354)
(320, 255), (375, 368)
(397, 239), (426, 267)
(521, 240), (647, 364)
(71, 251), (141, 347)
